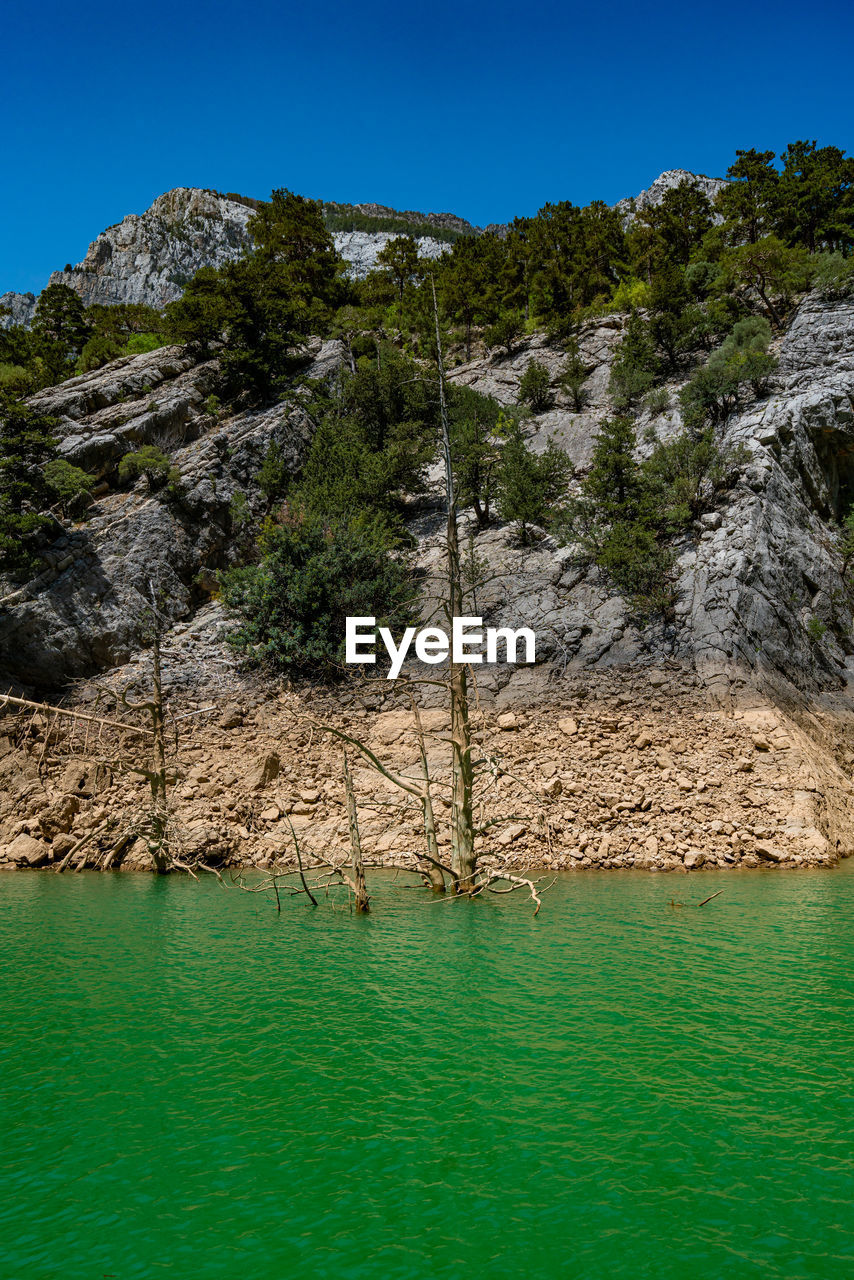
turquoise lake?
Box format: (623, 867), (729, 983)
(1, 866), (852, 1279)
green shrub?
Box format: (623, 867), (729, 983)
(518, 359), (553, 412)
(608, 312), (659, 409)
(559, 341), (589, 410)
(43, 458), (97, 517)
(0, 396), (57, 574)
(611, 278), (652, 311)
(680, 317), (777, 430)
(219, 508), (416, 676)
(559, 414), (743, 621)
(77, 333), (124, 373)
(644, 386), (670, 415)
(118, 446), (174, 491)
(124, 333), (165, 355)
(806, 616), (827, 644)
(497, 429), (572, 543)
(484, 311), (524, 356)
(812, 252), (854, 300)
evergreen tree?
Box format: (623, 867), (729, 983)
(609, 312), (659, 409)
(519, 359), (553, 412)
(497, 429), (571, 543)
(448, 386), (506, 528)
(32, 283), (90, 380)
(716, 149), (780, 245)
(375, 235), (421, 315)
(776, 141), (854, 253)
(0, 395), (57, 574)
(219, 510), (416, 675)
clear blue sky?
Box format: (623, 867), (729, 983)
(3, 0), (853, 294)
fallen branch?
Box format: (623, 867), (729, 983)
(1, 694), (152, 737)
(55, 819), (111, 873)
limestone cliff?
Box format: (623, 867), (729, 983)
(0, 187), (457, 328)
(0, 171), (723, 328)
(615, 168), (728, 216)
(4, 291), (854, 870)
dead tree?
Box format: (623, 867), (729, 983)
(120, 584), (170, 872)
(342, 751), (369, 912)
(432, 277), (477, 893)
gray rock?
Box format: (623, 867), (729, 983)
(0, 340), (345, 684)
(7, 187), (461, 318)
(0, 290), (36, 329)
(614, 169), (728, 219)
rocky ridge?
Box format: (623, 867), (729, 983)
(1, 171), (725, 328)
(615, 168), (728, 215)
(0, 188), (456, 328)
(4, 291), (854, 712)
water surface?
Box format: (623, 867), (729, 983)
(1, 867), (852, 1278)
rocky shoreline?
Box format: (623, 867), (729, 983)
(1, 641), (848, 875)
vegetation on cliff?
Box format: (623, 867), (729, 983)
(2, 139), (854, 643)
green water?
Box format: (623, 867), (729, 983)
(1, 869), (852, 1280)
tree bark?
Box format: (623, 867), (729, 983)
(342, 752), (369, 913)
(148, 607), (169, 874)
(432, 278), (477, 893)
(410, 694), (445, 893)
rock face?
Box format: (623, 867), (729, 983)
(330, 229), (450, 277)
(5, 291), (854, 706)
(0, 338), (346, 685)
(615, 168), (728, 216)
(440, 292), (854, 705)
(0, 290), (37, 330)
(4, 188), (457, 323)
(46, 188), (256, 311)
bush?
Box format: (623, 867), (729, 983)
(484, 311), (524, 356)
(611, 278), (652, 311)
(118, 446), (175, 491)
(43, 459), (97, 517)
(644, 386), (670, 415)
(124, 333), (165, 355)
(559, 414), (743, 621)
(806, 616), (827, 644)
(77, 333), (124, 373)
(559, 341), (589, 410)
(608, 312), (659, 409)
(497, 429), (572, 543)
(680, 317), (777, 430)
(813, 252), (854, 300)
(219, 509), (417, 675)
(0, 396), (57, 575)
(518, 359), (553, 412)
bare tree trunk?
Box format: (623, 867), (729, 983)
(410, 694), (445, 893)
(432, 279), (477, 894)
(343, 752), (369, 913)
(148, 598), (169, 874)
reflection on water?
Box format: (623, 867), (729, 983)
(1, 867), (852, 1279)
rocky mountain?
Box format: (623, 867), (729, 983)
(1, 171), (726, 328)
(615, 167), (728, 215)
(4, 289), (854, 871)
(0, 188), (457, 328)
(5, 286), (854, 711)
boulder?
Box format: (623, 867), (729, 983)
(7, 833), (50, 867)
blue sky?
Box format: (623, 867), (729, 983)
(3, 0), (853, 294)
